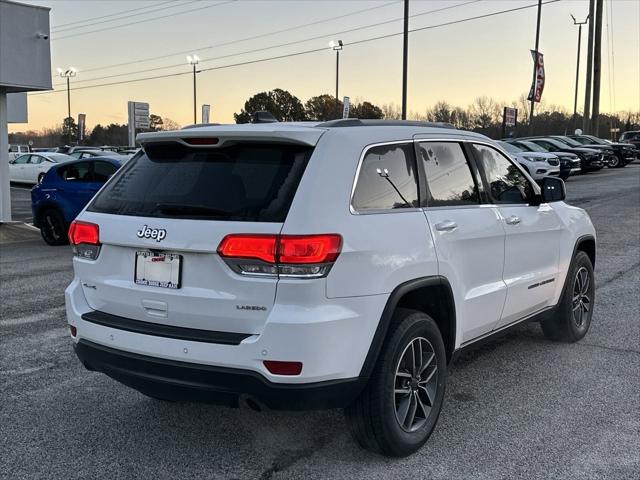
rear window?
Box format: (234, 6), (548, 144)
(88, 142), (312, 222)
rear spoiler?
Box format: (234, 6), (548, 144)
(137, 125), (324, 148)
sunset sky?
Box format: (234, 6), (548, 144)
(9, 0), (640, 133)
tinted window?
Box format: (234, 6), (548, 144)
(93, 161), (118, 182)
(58, 162), (92, 182)
(89, 142), (312, 222)
(472, 144), (533, 204)
(352, 143), (418, 211)
(417, 142), (479, 206)
(28, 155), (42, 164)
(12, 155), (29, 164)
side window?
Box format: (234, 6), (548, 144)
(472, 144), (533, 204)
(28, 155), (41, 164)
(58, 162), (92, 182)
(352, 143), (419, 211)
(93, 161), (118, 182)
(417, 142), (479, 206)
(13, 155), (30, 164)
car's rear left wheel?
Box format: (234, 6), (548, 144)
(345, 309), (446, 457)
(39, 208), (68, 246)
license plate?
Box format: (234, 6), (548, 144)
(135, 251), (182, 289)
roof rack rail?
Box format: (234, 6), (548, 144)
(316, 119), (456, 129)
(181, 123), (221, 130)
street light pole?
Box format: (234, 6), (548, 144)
(331, 40), (343, 119)
(571, 14), (589, 132)
(57, 67), (77, 145)
(187, 55), (200, 124)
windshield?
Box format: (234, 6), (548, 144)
(519, 141), (547, 152)
(498, 141), (523, 154)
(89, 142), (312, 222)
(553, 136), (582, 147)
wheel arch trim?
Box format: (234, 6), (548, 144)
(358, 276), (456, 379)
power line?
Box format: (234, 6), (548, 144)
(33, 1), (560, 97)
(52, 0), (237, 41)
(69, 1), (403, 75)
(51, 0), (480, 88)
(51, 0), (182, 32)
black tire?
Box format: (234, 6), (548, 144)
(607, 156), (620, 168)
(541, 251), (594, 342)
(345, 309), (447, 457)
(37, 172), (45, 183)
(39, 208), (68, 246)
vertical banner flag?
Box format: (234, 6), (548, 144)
(342, 96), (350, 119)
(77, 114), (86, 141)
(527, 50), (545, 103)
(202, 104), (210, 124)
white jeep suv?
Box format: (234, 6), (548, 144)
(65, 119), (596, 457)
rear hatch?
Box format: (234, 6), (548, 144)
(75, 129), (321, 335)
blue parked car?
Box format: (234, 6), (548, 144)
(31, 157), (122, 245)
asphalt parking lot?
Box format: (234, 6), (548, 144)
(1, 165), (639, 480)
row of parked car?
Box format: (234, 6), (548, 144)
(5, 146), (138, 245)
(501, 134), (639, 182)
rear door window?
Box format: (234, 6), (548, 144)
(352, 143), (419, 211)
(58, 162), (92, 182)
(92, 161), (118, 182)
(88, 142), (312, 222)
(417, 142), (479, 207)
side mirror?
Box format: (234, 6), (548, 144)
(541, 176), (566, 202)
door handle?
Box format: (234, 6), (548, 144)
(435, 220), (458, 232)
(505, 215), (521, 225)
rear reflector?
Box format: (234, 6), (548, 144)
(68, 221), (100, 245)
(69, 325), (77, 337)
(263, 360), (303, 376)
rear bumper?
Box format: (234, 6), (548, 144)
(74, 339), (366, 410)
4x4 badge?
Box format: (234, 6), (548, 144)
(137, 225), (167, 242)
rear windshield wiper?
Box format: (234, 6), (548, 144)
(155, 203), (236, 217)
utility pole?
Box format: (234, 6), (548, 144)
(582, 0), (595, 133)
(591, 0), (604, 136)
(571, 15), (589, 132)
(528, 0), (542, 135)
(401, 0), (409, 120)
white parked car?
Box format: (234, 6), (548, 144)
(9, 152), (74, 184)
(498, 141), (561, 180)
(66, 119), (596, 457)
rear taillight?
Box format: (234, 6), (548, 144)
(217, 234), (342, 278)
(68, 220), (101, 260)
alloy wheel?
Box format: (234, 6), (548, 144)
(572, 266), (591, 327)
(393, 337), (438, 433)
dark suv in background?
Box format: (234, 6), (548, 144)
(516, 137), (604, 173)
(567, 135), (637, 167)
(619, 131), (640, 151)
